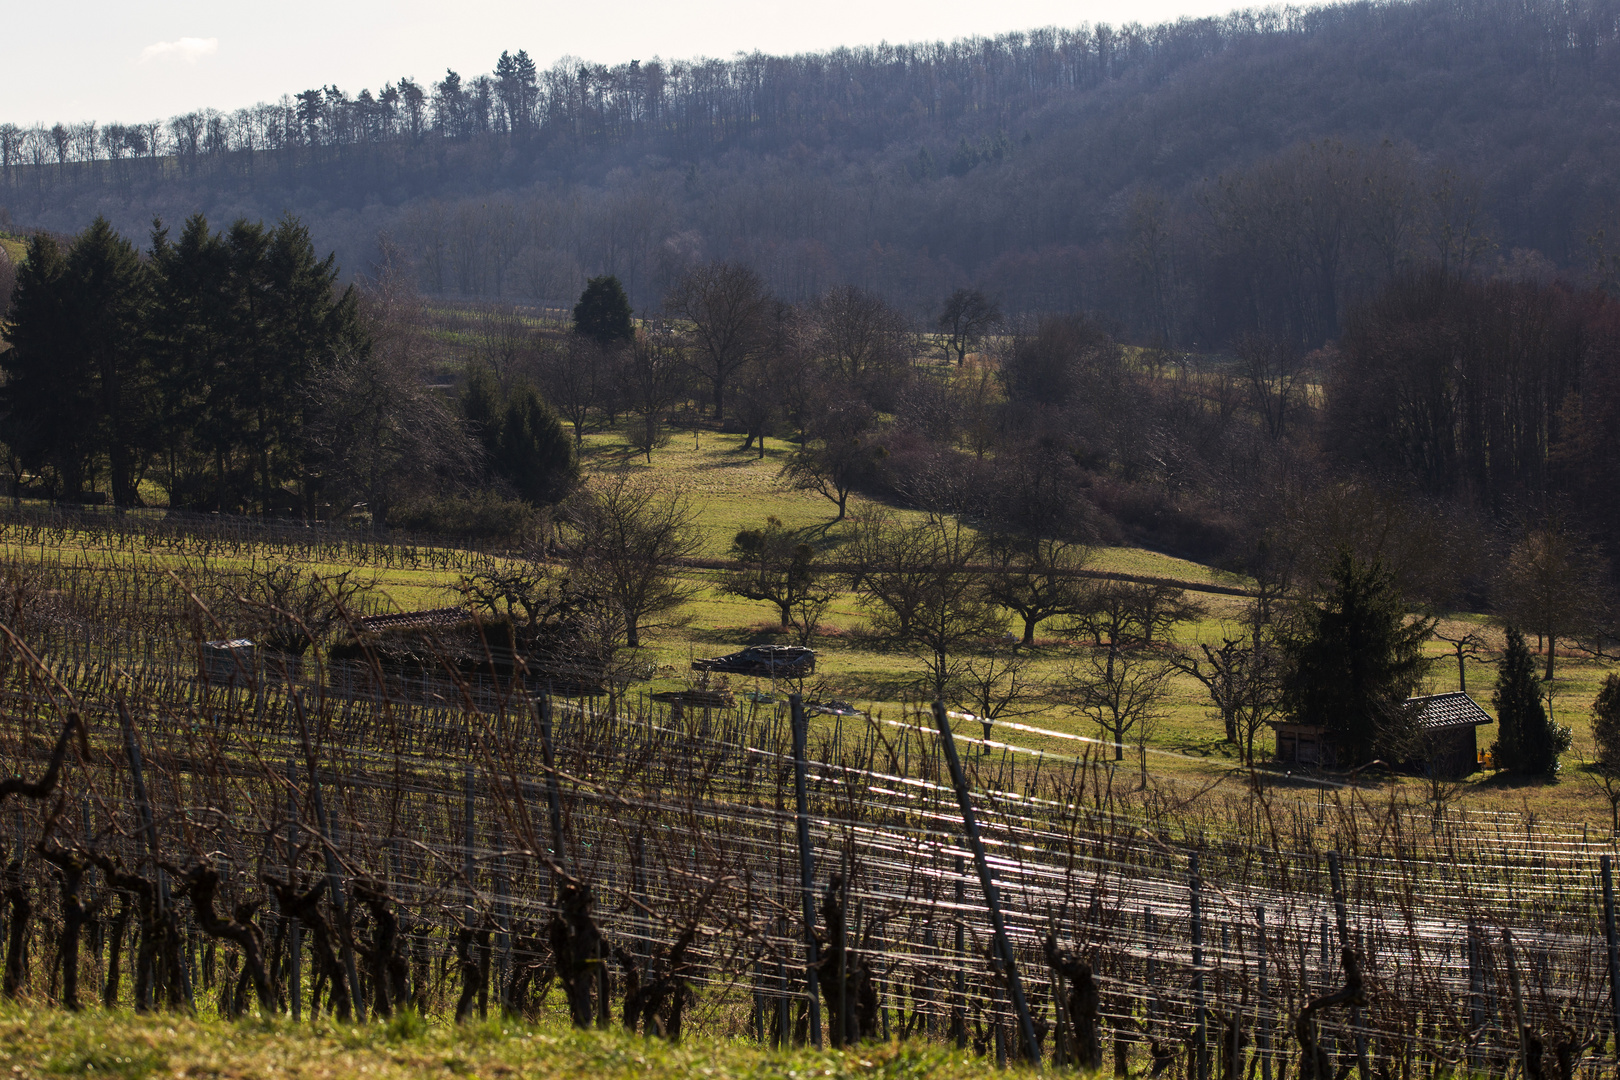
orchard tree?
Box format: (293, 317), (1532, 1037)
(562, 473), (701, 649)
(983, 536), (1093, 646)
(723, 517), (831, 630)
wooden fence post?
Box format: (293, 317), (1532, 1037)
(1328, 851), (1369, 1080)
(789, 694), (823, 1049)
(1191, 853), (1208, 1080)
(1257, 906), (1271, 1080)
(931, 700), (1041, 1065)
(1602, 855), (1620, 1061)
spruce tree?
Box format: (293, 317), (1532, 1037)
(1491, 626), (1570, 775)
(1, 220), (153, 504)
(1280, 549), (1433, 765)
(1594, 674), (1620, 773)
(463, 367), (578, 505)
(571, 275), (633, 347)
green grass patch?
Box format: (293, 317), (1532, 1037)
(0, 1006), (1007, 1080)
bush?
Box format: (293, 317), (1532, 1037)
(389, 491), (536, 541)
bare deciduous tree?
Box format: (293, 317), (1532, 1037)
(1495, 519), (1609, 680)
(722, 516), (831, 630)
(849, 512), (1002, 699)
(538, 335), (615, 447)
(936, 288), (1001, 365)
(1063, 644), (1174, 772)
(1171, 620), (1284, 765)
(623, 327), (686, 463)
(780, 397), (880, 523)
(982, 536), (1094, 647)
(306, 280), (477, 527)
(663, 261), (772, 423)
(562, 473), (701, 649)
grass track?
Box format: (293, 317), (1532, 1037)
(0, 1006), (1001, 1080)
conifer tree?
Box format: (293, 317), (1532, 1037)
(464, 366), (578, 505)
(572, 275), (633, 347)
(1491, 626), (1570, 775)
(1593, 674), (1620, 772)
(1280, 549), (1433, 765)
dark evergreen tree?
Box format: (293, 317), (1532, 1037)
(147, 213), (364, 513)
(572, 275), (633, 347)
(1280, 549), (1433, 766)
(0, 234), (81, 496)
(0, 220), (153, 504)
(1594, 674), (1620, 773)
(464, 367), (578, 505)
(1492, 626), (1570, 775)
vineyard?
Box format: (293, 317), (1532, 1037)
(0, 505), (1612, 1078)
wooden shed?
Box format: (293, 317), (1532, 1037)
(1269, 691), (1492, 775)
(1405, 691), (1492, 777)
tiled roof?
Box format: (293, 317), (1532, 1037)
(356, 607), (470, 633)
(1405, 691), (1493, 730)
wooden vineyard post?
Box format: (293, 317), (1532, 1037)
(955, 855), (967, 1050)
(1502, 928), (1528, 1080)
(286, 760), (302, 1022)
(1191, 853), (1208, 1080)
(1328, 851), (1370, 1080)
(931, 700), (1041, 1066)
(1603, 855), (1620, 1061)
(311, 769), (364, 1022)
(1257, 906), (1271, 1080)
(1464, 924), (1481, 1073)
(1146, 907), (1160, 1035)
(789, 694), (824, 1049)
(538, 695), (566, 873)
(296, 691), (363, 1021)
(118, 697), (193, 1011)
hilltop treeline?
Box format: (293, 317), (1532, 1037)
(6, 0), (1620, 341)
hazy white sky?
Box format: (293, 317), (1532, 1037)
(8, 0), (1256, 124)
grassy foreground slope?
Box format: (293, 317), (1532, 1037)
(3, 1007), (986, 1080)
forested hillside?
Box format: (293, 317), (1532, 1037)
(6, 0), (1620, 341)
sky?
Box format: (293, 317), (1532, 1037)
(7, 0), (1260, 125)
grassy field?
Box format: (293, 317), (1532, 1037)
(0, 235), (24, 265)
(10, 412), (1619, 828)
(0, 1006), (1000, 1080)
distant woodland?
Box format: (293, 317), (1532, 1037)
(4, 0), (1620, 652)
(5, 0), (1620, 342)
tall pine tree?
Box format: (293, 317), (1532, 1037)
(1280, 549), (1433, 765)
(1492, 626), (1571, 775)
(1, 220), (153, 504)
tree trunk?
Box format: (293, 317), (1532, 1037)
(1544, 631), (1556, 681)
(1022, 618), (1037, 647)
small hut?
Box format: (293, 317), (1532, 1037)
(1405, 691), (1493, 777)
(1270, 691), (1492, 775)
(201, 639), (256, 686)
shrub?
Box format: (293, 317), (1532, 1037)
(390, 491), (535, 541)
